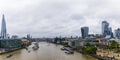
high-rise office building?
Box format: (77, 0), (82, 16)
(102, 21), (109, 37)
(102, 21), (113, 38)
(1, 14), (8, 39)
(27, 34), (32, 39)
(81, 27), (89, 39)
(115, 28), (120, 39)
(0, 14), (21, 49)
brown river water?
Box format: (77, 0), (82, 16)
(0, 42), (98, 60)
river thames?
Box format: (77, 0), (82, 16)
(0, 42), (98, 60)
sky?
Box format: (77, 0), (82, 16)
(0, 0), (120, 38)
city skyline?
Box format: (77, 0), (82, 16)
(0, 0), (120, 37)
(1, 0), (120, 60)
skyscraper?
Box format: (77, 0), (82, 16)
(81, 27), (89, 39)
(1, 14), (7, 39)
(115, 28), (120, 39)
(102, 21), (113, 38)
(102, 21), (109, 37)
(27, 34), (31, 39)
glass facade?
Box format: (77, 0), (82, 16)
(115, 28), (120, 39)
(81, 27), (89, 39)
(0, 39), (22, 48)
(102, 21), (113, 38)
(1, 14), (8, 39)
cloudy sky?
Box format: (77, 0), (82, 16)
(0, 0), (119, 38)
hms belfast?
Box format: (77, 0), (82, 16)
(0, 14), (22, 53)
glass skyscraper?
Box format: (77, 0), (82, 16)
(81, 27), (89, 39)
(102, 21), (113, 38)
(1, 14), (7, 39)
(115, 28), (120, 39)
(0, 14), (22, 49)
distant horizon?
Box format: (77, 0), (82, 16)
(0, 0), (119, 38)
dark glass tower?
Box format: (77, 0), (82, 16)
(102, 21), (113, 38)
(1, 14), (7, 39)
(81, 27), (89, 39)
(102, 21), (109, 37)
(115, 28), (120, 39)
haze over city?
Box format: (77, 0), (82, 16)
(0, 0), (119, 38)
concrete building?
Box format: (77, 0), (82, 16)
(11, 35), (18, 39)
(21, 38), (31, 46)
(68, 39), (80, 48)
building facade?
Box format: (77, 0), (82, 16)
(81, 27), (89, 39)
(115, 28), (120, 39)
(102, 21), (113, 38)
(11, 35), (18, 39)
(68, 40), (79, 48)
(1, 14), (8, 39)
(0, 39), (22, 48)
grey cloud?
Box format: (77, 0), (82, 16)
(70, 14), (84, 20)
(0, 0), (119, 38)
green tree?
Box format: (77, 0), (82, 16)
(108, 40), (119, 49)
(83, 43), (97, 54)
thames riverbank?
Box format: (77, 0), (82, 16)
(0, 47), (22, 54)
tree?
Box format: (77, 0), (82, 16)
(83, 43), (97, 54)
(108, 40), (119, 49)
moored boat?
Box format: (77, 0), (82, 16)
(6, 54), (13, 58)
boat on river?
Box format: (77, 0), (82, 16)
(6, 54), (13, 58)
(32, 42), (39, 50)
(61, 47), (74, 54)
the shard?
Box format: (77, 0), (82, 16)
(1, 14), (7, 39)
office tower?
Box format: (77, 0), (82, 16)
(108, 27), (114, 38)
(1, 14), (7, 39)
(81, 27), (89, 39)
(27, 34), (31, 39)
(102, 21), (109, 37)
(102, 21), (113, 38)
(115, 28), (120, 39)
